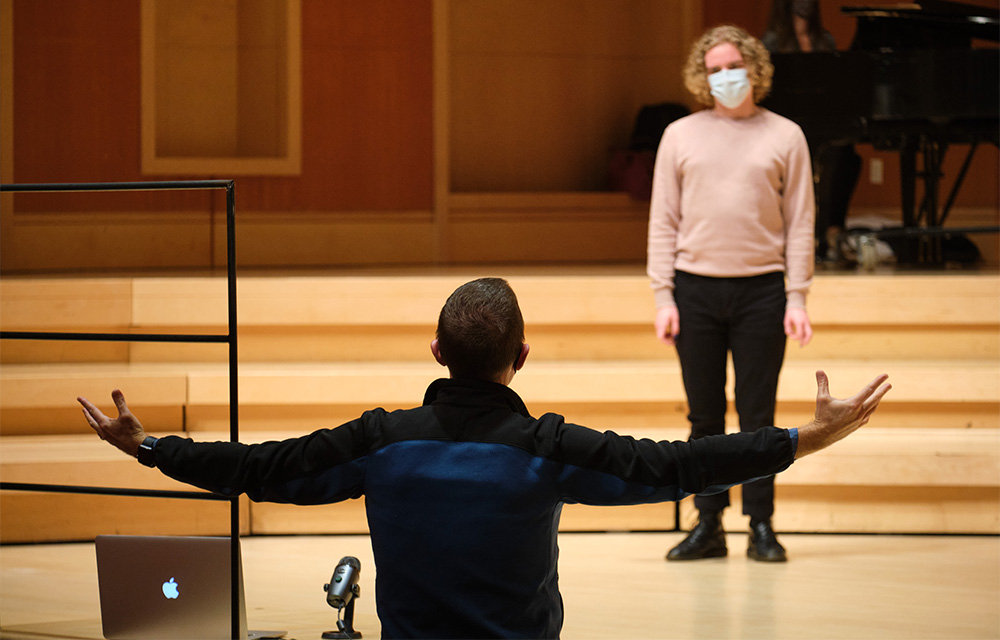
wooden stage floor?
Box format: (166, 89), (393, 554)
(1, 532), (997, 640)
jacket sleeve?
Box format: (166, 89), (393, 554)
(547, 419), (797, 506)
(153, 414), (375, 505)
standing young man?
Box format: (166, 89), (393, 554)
(648, 25), (816, 562)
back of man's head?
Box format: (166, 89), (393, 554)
(436, 278), (525, 382)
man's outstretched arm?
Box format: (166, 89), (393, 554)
(795, 370), (891, 459)
(79, 369), (890, 466)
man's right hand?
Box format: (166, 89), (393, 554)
(795, 370), (891, 459)
(78, 390), (147, 458)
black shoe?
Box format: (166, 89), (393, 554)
(747, 520), (787, 562)
(666, 512), (727, 561)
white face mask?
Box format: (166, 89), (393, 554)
(708, 67), (751, 109)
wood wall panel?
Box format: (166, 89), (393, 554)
(7, 0), (436, 272)
(1, 0), (13, 273)
(218, 211), (437, 269)
(11, 0), (434, 214)
(283, 0), (434, 211)
(11, 0), (225, 215)
(12, 1), (142, 186)
(0, 210), (218, 273)
(445, 192), (650, 263)
(4, 1), (996, 274)
(449, 0), (698, 192)
(140, 0), (302, 175)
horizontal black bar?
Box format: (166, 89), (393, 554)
(0, 180), (233, 193)
(0, 481), (231, 501)
(846, 225), (999, 238)
(0, 331), (230, 343)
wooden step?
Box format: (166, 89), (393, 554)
(0, 434), (249, 543)
(2, 270), (997, 539)
(2, 359), (996, 435)
(95, 322), (1000, 364)
(4, 273), (997, 367)
(3, 273), (997, 331)
(2, 358), (993, 405)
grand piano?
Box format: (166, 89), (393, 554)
(761, 0), (999, 264)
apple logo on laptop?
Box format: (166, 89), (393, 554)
(162, 577), (180, 600)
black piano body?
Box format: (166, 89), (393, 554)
(761, 0), (999, 265)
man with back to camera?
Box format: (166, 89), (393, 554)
(79, 277), (891, 640)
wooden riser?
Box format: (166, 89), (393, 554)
(2, 358), (997, 407)
(4, 484), (995, 543)
(7, 398), (992, 440)
(687, 486), (1000, 535)
(2, 272), (998, 330)
(0, 493), (247, 544)
(6, 324), (997, 365)
(6, 426), (994, 487)
(1, 271), (997, 540)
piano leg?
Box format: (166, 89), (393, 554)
(898, 135), (947, 264)
(920, 137), (946, 263)
(898, 137), (920, 263)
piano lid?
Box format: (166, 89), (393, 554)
(844, 0), (1000, 48)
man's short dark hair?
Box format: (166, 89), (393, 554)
(436, 278), (525, 381)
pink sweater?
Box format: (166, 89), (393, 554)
(647, 108), (815, 309)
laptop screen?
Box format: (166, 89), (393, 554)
(95, 535), (247, 640)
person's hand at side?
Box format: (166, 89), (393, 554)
(795, 370), (891, 458)
(784, 307), (813, 347)
(654, 305), (680, 346)
(78, 390), (147, 458)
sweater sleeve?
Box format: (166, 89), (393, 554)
(782, 124), (816, 309)
(549, 420), (797, 506)
(647, 125), (682, 309)
(152, 415), (374, 505)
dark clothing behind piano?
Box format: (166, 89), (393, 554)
(762, 24), (861, 261)
(762, 0), (999, 264)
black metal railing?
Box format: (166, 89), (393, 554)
(0, 180), (242, 639)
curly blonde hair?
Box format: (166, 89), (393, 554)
(683, 25), (774, 107)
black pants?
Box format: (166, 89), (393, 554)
(673, 270), (787, 520)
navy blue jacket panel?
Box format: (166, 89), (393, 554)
(153, 378), (796, 639)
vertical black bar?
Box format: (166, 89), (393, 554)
(925, 140), (943, 263)
(226, 181), (240, 640)
(899, 137), (918, 263)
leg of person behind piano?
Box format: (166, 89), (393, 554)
(815, 142), (861, 263)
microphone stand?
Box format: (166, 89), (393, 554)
(322, 584), (362, 639)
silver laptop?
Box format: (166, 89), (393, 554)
(95, 535), (285, 640)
